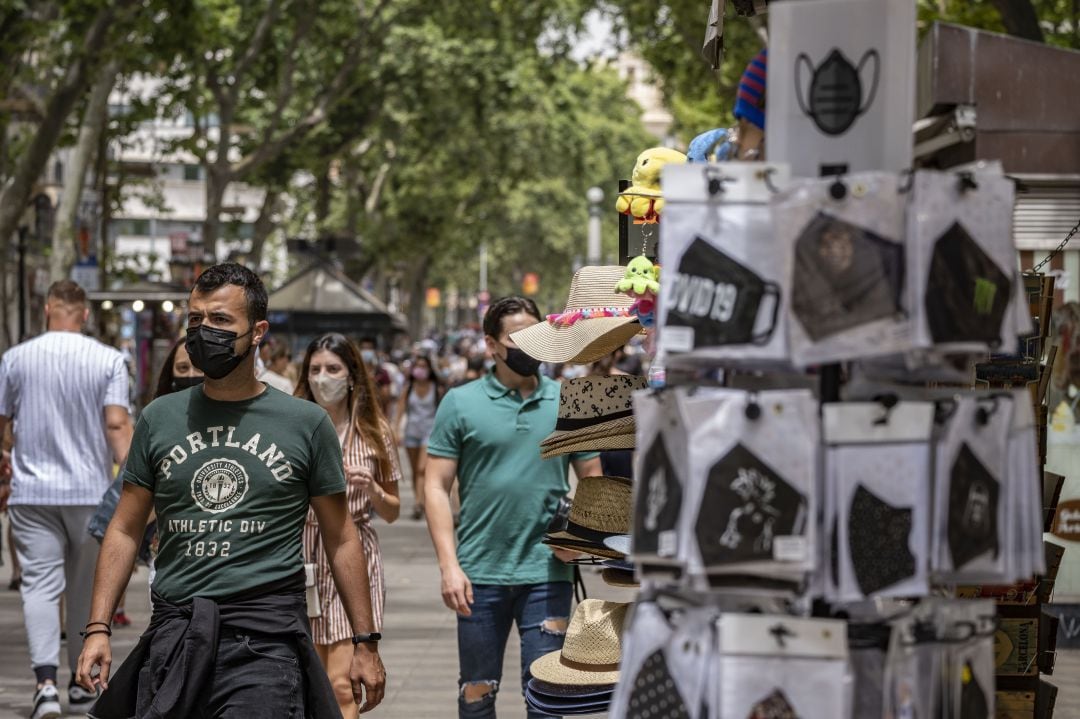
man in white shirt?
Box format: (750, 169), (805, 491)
(257, 335), (296, 394)
(0, 280), (132, 719)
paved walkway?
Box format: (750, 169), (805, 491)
(0, 476), (1073, 718)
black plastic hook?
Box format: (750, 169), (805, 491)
(704, 166), (733, 197)
(898, 168), (915, 194)
(769, 623), (795, 648)
(745, 393), (762, 420)
(975, 396), (1000, 426)
(829, 177), (848, 200)
(957, 171), (979, 193)
(761, 167), (782, 195)
(934, 397), (958, 425)
(872, 393), (899, 426)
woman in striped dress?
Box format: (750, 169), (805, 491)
(295, 333), (401, 719)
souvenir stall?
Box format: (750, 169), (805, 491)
(511, 1), (1064, 717)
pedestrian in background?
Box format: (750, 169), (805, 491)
(77, 263), (386, 718)
(295, 332), (401, 719)
(425, 296), (601, 719)
(395, 352), (444, 520)
(0, 280), (132, 719)
(259, 335), (296, 394)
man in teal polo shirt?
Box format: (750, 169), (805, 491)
(425, 296), (601, 719)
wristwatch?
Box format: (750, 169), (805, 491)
(351, 632), (382, 645)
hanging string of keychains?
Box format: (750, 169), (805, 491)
(1030, 216), (1080, 273)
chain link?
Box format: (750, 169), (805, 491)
(1031, 217), (1080, 273)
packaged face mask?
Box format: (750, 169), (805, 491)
(713, 614), (849, 719)
(609, 602), (695, 719)
(824, 401), (934, 601)
(776, 171), (911, 366)
(658, 163), (793, 368)
(680, 390), (818, 585)
(907, 166), (1023, 355)
(931, 395), (1012, 583)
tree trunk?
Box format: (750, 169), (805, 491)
(248, 188), (279, 270)
(50, 58), (119, 282)
(406, 253), (432, 340)
(314, 163), (332, 233)
(202, 167), (227, 261)
(0, 5), (121, 267)
(989, 0), (1045, 42)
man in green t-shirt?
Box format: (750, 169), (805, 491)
(425, 296), (601, 719)
(75, 263), (385, 718)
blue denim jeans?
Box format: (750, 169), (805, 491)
(457, 581), (573, 719)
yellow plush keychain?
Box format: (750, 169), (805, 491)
(615, 147), (688, 222)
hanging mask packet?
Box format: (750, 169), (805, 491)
(823, 401), (934, 602)
(931, 395), (1012, 583)
(658, 162), (793, 369)
(610, 601), (698, 719)
(939, 599), (997, 719)
(714, 613), (848, 719)
(680, 389), (817, 585)
(776, 171), (911, 366)
(908, 165), (1026, 355)
(1007, 389), (1045, 580)
(632, 388), (706, 573)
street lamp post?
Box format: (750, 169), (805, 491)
(586, 186), (604, 266)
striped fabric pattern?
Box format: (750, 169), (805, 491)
(303, 422), (401, 642)
(0, 332), (129, 506)
(734, 48), (768, 130)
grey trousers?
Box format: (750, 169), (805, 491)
(9, 505), (99, 672)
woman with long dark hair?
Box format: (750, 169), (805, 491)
(295, 333), (401, 718)
(394, 353), (444, 520)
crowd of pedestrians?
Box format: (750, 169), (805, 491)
(0, 263), (646, 719)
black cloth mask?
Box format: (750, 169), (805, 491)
(791, 212), (904, 341)
(696, 444), (806, 567)
(185, 325), (253, 380)
(747, 688), (799, 719)
(626, 650), (691, 719)
(171, 376), (205, 392)
(666, 236), (781, 347)
(948, 444), (1000, 569)
(501, 344), (542, 377)
(848, 485), (916, 596)
(634, 435), (683, 557)
(960, 662), (989, 719)
(925, 222), (1011, 347)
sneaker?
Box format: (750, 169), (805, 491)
(112, 611), (131, 627)
(30, 684), (61, 719)
(68, 683), (97, 713)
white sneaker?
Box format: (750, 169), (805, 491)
(30, 684), (61, 719)
(69, 683), (98, 713)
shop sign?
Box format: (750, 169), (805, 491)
(767, 0), (916, 178)
(1051, 499), (1080, 542)
(71, 261), (101, 292)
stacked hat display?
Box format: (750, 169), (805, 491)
(514, 265), (651, 717)
(526, 600), (629, 716)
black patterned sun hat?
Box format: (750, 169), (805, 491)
(540, 375), (648, 450)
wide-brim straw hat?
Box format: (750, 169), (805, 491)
(530, 600), (630, 686)
(543, 537), (627, 561)
(511, 266), (643, 365)
(545, 476), (631, 546)
(602, 567), (639, 588)
(540, 431), (636, 460)
(538, 375), (647, 458)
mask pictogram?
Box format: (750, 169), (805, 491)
(795, 48), (880, 136)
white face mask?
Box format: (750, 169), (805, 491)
(310, 374), (350, 407)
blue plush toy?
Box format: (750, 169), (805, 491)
(686, 128), (732, 163)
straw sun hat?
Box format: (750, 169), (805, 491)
(529, 600), (630, 686)
(510, 265), (643, 365)
(544, 476), (631, 560)
(538, 375), (647, 459)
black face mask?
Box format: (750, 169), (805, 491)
(186, 324), (253, 380)
(848, 484), (916, 596)
(171, 375), (205, 392)
(697, 443), (806, 567)
(627, 650), (691, 719)
(500, 344), (541, 377)
(948, 444), (1000, 569)
(791, 212), (905, 341)
(925, 222), (1012, 347)
(665, 236), (781, 347)
(634, 435), (683, 558)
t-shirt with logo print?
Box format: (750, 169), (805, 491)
(124, 385), (346, 603)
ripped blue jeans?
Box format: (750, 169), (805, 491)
(457, 581), (573, 719)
